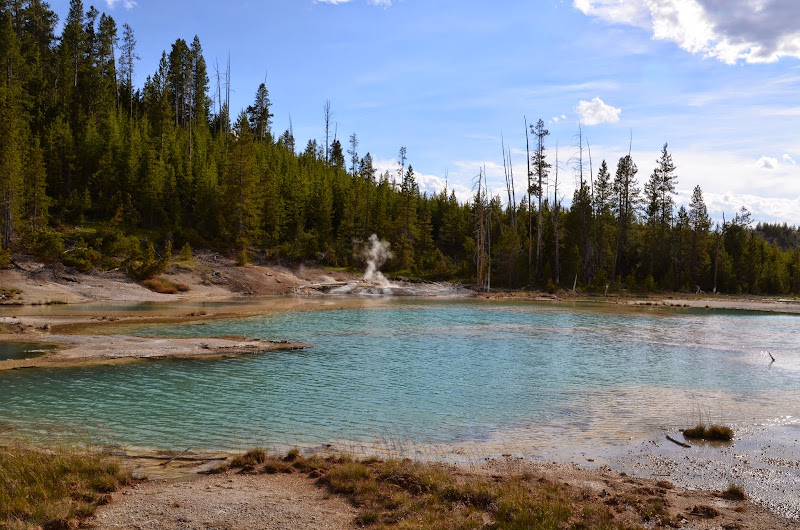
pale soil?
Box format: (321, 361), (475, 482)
(92, 472), (357, 530)
(1, 251), (359, 305)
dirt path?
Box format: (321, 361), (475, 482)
(92, 472), (356, 530)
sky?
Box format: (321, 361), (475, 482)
(51, 0), (800, 225)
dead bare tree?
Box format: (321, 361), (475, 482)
(323, 99), (332, 163)
(525, 116), (532, 271)
(553, 143), (561, 285)
(713, 213), (727, 294)
(501, 133), (517, 231)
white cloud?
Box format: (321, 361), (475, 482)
(575, 97), (621, 125)
(783, 153), (796, 164)
(756, 156), (779, 169)
(687, 190), (800, 226)
(574, 0), (800, 64)
(369, 0), (392, 6)
(574, 145), (800, 225)
(103, 0), (137, 9)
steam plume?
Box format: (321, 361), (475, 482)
(362, 234), (393, 286)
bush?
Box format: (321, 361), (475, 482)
(0, 246), (10, 268)
(126, 241), (171, 280)
(62, 238), (100, 272)
(31, 229), (65, 264)
(180, 242), (193, 261)
(236, 248), (249, 266)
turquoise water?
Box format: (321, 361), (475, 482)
(1, 299), (798, 453)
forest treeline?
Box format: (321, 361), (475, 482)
(2, 0), (800, 294)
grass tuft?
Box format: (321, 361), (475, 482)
(683, 424), (734, 441)
(219, 449), (640, 529)
(141, 277), (190, 294)
(0, 443), (132, 529)
(230, 448), (268, 469)
(722, 484), (746, 501)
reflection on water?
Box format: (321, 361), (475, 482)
(0, 299), (798, 455)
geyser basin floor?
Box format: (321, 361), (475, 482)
(1, 297), (799, 518)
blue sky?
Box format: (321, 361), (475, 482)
(53, 0), (800, 225)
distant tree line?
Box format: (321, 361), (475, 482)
(1, 0), (800, 294)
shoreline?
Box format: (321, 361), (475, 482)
(3, 256), (800, 525)
(93, 441), (799, 529)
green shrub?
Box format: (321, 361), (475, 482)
(180, 242), (193, 261)
(31, 229), (65, 263)
(62, 238), (100, 272)
(126, 241), (171, 280)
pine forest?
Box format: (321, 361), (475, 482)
(3, 0), (800, 295)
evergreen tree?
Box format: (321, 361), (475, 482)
(347, 132), (358, 176)
(0, 10), (25, 249)
(222, 112), (260, 250)
(330, 138), (345, 170)
(246, 82), (272, 142)
(611, 154), (639, 281)
(531, 119), (549, 280)
(688, 185), (710, 285)
(119, 22), (138, 117)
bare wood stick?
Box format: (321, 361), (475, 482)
(160, 448), (193, 466)
(666, 435), (691, 448)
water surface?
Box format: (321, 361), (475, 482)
(1, 299), (798, 453)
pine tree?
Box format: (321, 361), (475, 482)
(347, 132), (358, 176)
(330, 138), (345, 170)
(0, 10), (26, 249)
(246, 82), (272, 142)
(23, 134), (50, 232)
(688, 184), (710, 285)
(531, 119), (550, 280)
(611, 154), (639, 281)
(222, 112), (260, 251)
(119, 23), (139, 117)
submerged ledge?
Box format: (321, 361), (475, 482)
(0, 333), (312, 371)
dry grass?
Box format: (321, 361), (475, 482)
(722, 484), (746, 501)
(141, 277), (190, 294)
(218, 449), (641, 529)
(682, 424), (734, 441)
(0, 443), (132, 529)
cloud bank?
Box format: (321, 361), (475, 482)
(574, 0), (800, 64)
